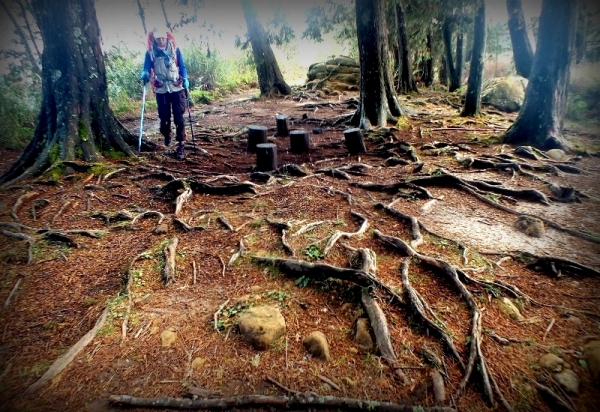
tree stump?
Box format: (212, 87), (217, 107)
(289, 130), (310, 153)
(344, 128), (366, 154)
(275, 115), (289, 137)
(256, 143), (277, 172)
(247, 125), (267, 152)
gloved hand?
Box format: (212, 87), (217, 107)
(140, 70), (150, 84)
(183, 78), (189, 89)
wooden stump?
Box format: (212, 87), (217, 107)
(289, 129), (310, 153)
(275, 115), (289, 137)
(344, 128), (366, 154)
(256, 143), (277, 172)
(247, 125), (267, 152)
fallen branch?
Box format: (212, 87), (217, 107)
(11, 191), (38, 220)
(30, 198), (50, 221)
(108, 394), (456, 411)
(266, 376), (300, 395)
(51, 200), (71, 225)
(3, 275), (23, 310)
(542, 318), (556, 342)
(25, 307), (108, 394)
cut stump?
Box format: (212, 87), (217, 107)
(344, 128), (366, 154)
(247, 125), (267, 152)
(256, 143), (277, 172)
(290, 130), (310, 153)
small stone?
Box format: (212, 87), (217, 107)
(160, 328), (177, 347)
(355, 318), (374, 353)
(341, 377), (357, 387)
(497, 297), (525, 322)
(539, 353), (564, 372)
(192, 357), (205, 370)
(583, 340), (600, 385)
(313, 128), (323, 134)
(238, 305), (286, 350)
(303, 331), (331, 362)
(349, 347), (359, 354)
(554, 369), (580, 394)
(154, 223), (169, 235)
(546, 149), (566, 160)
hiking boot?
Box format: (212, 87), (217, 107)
(175, 143), (185, 160)
(164, 134), (172, 146)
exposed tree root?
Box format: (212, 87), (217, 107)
(375, 203), (423, 249)
(525, 377), (576, 412)
(265, 219), (294, 256)
(253, 257), (404, 306)
(156, 178), (257, 198)
(292, 221), (328, 237)
(228, 238), (247, 267)
(51, 200), (71, 225)
(174, 186), (193, 216)
(323, 211), (369, 256)
(315, 168), (351, 180)
(373, 230), (496, 405)
(163, 237), (179, 286)
(217, 216), (234, 231)
(30, 198), (50, 221)
(11, 191), (38, 220)
(526, 255), (600, 278)
(400, 260), (464, 369)
(131, 211), (165, 226)
(108, 393), (456, 411)
(130, 171), (175, 182)
(102, 167), (127, 182)
(24, 307), (108, 394)
(3, 275), (23, 310)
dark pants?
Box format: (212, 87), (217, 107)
(156, 90), (186, 142)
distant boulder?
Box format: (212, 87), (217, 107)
(306, 55), (360, 92)
(482, 76), (528, 113)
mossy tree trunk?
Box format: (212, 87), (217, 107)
(506, 0), (534, 78)
(241, 0), (291, 98)
(394, 1), (417, 94)
(0, 0), (136, 188)
(503, 0), (576, 151)
(461, 2), (486, 117)
(351, 0), (404, 130)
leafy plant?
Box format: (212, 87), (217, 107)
(295, 275), (311, 288)
(304, 244), (324, 260)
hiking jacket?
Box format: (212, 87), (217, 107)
(143, 32), (188, 94)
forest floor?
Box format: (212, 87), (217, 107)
(0, 88), (599, 412)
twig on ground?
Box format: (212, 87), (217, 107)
(214, 299), (230, 332)
(266, 376), (300, 395)
(542, 318), (556, 342)
(3, 275), (23, 310)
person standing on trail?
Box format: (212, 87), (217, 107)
(140, 28), (189, 160)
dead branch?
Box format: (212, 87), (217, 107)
(108, 393), (456, 411)
(131, 211), (165, 226)
(323, 211), (368, 256)
(3, 275), (23, 310)
(318, 374), (341, 391)
(163, 237), (179, 286)
(24, 307), (108, 394)
(11, 191), (38, 220)
(542, 318), (556, 342)
(192, 260), (197, 285)
(174, 187), (193, 216)
(266, 376), (300, 395)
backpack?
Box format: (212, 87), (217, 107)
(146, 31), (182, 88)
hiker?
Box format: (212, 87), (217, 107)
(140, 28), (189, 159)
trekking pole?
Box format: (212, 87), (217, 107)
(184, 88), (197, 152)
(138, 84), (147, 153)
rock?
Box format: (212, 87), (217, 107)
(349, 347), (359, 355)
(584, 340), (600, 385)
(306, 56), (360, 91)
(546, 149), (566, 161)
(160, 328), (177, 347)
(539, 353), (564, 372)
(566, 315), (582, 324)
(354, 318), (374, 353)
(303, 331), (331, 362)
(554, 369), (580, 394)
(482, 76), (528, 112)
(191, 357), (205, 370)
(497, 297), (525, 322)
(237, 305), (286, 350)
(154, 223), (169, 235)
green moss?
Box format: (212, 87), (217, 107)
(78, 118), (89, 142)
(103, 150), (126, 159)
(48, 143), (61, 164)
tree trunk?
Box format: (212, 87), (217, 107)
(503, 0), (576, 151)
(461, 2), (486, 117)
(0, 0), (41, 76)
(575, 0), (587, 64)
(351, 0), (403, 130)
(451, 32), (464, 92)
(506, 0), (534, 78)
(439, 56), (449, 87)
(420, 33), (434, 87)
(395, 2), (417, 94)
(241, 0), (291, 97)
(135, 0), (147, 34)
(442, 20), (456, 89)
(0, 0), (137, 188)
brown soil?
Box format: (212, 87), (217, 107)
(0, 89), (599, 412)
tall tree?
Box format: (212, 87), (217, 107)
(0, 0), (137, 187)
(503, 0), (576, 151)
(135, 0), (147, 34)
(419, 32), (434, 87)
(241, 0), (291, 97)
(443, 17), (464, 92)
(574, 0), (587, 64)
(0, 0), (41, 76)
(351, 0), (404, 129)
(506, 0), (534, 78)
(394, 0), (417, 94)
(461, 1), (485, 117)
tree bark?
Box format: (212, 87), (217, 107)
(241, 0), (291, 97)
(506, 0), (534, 78)
(461, 2), (486, 117)
(0, 0), (137, 188)
(443, 19), (464, 92)
(135, 0), (147, 35)
(394, 2), (417, 94)
(503, 0), (576, 151)
(420, 32), (434, 87)
(351, 0), (403, 130)
(575, 0), (587, 64)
